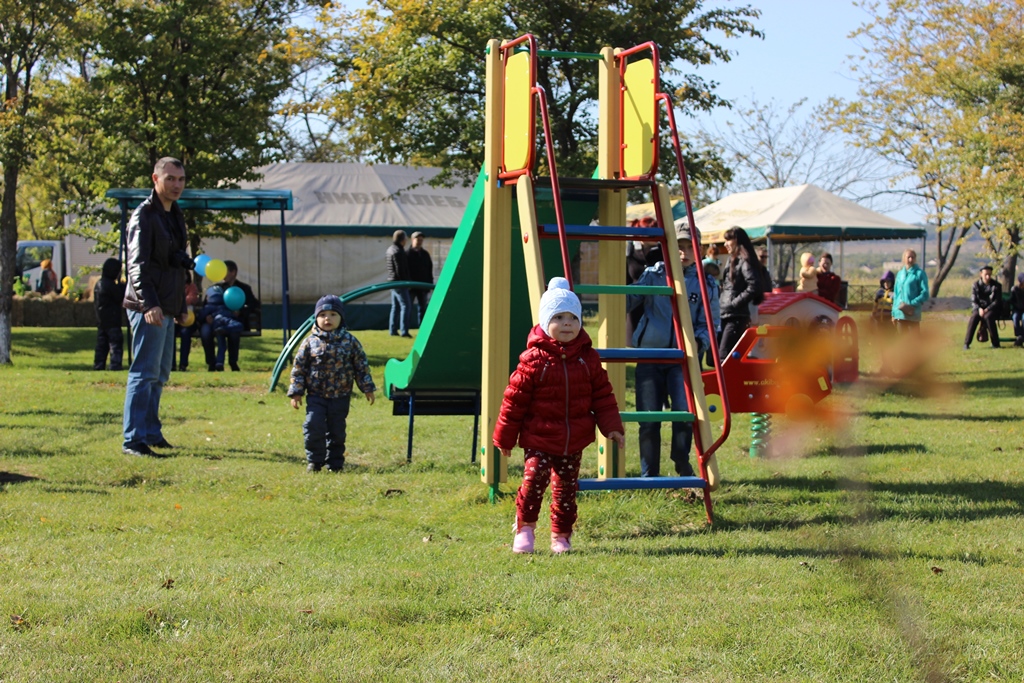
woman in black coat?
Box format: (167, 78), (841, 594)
(718, 227), (765, 358)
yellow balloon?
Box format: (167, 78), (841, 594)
(183, 307), (196, 328)
(205, 259), (227, 283)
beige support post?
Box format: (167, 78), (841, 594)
(481, 39), (513, 494)
(655, 183), (718, 489)
(517, 175), (544, 323)
(595, 46), (627, 480)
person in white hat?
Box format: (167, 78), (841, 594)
(493, 277), (625, 554)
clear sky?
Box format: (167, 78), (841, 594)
(695, 0), (869, 116)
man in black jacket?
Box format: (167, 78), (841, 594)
(385, 230), (412, 337)
(964, 265), (1002, 349)
(406, 231), (433, 327)
(122, 157), (191, 457)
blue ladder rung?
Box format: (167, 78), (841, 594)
(577, 476), (707, 491)
(540, 224), (665, 238)
(620, 411), (695, 423)
(598, 348), (685, 361)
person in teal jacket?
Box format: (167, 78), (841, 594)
(891, 248), (929, 333)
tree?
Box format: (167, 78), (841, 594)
(0, 0), (79, 365)
(315, 0), (760, 187)
(698, 97), (892, 283)
(34, 0), (320, 255)
(828, 0), (1024, 295)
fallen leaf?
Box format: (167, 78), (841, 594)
(10, 614), (28, 630)
(40, 517), (49, 523)
(384, 489), (404, 497)
(161, 578), (175, 589)
(931, 566), (944, 575)
(423, 535), (432, 543)
(299, 609), (313, 614)
(174, 504), (182, 510)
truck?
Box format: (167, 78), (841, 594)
(15, 234), (115, 295)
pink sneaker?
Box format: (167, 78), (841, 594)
(551, 535), (572, 554)
(512, 525), (535, 554)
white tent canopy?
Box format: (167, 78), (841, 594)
(686, 184), (924, 244)
(204, 163), (474, 306)
(237, 162), (472, 232)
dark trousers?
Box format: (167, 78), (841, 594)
(94, 326), (124, 370)
(303, 394), (351, 469)
(964, 310), (1000, 348)
(718, 317), (750, 359)
(200, 323), (240, 367)
(179, 324), (200, 369)
(411, 288), (430, 327)
(635, 362), (694, 477)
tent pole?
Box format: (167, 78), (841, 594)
(840, 237), (845, 279)
(280, 207), (291, 344)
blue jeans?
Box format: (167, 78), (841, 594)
(200, 322), (240, 366)
(1012, 311), (1023, 339)
(635, 362), (694, 477)
(123, 310), (175, 448)
(389, 287), (411, 335)
(303, 394), (351, 469)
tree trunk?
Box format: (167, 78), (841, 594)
(0, 164), (20, 365)
(997, 227), (1020, 292)
(929, 224), (971, 298)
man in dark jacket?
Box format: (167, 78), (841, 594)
(385, 230), (412, 337)
(93, 257), (126, 370)
(122, 157), (191, 457)
(406, 231), (433, 327)
(964, 265), (1002, 349)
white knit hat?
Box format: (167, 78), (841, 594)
(538, 277), (582, 334)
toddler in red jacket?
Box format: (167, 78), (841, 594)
(493, 278), (625, 554)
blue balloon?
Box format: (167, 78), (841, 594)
(193, 254), (211, 277)
(224, 286), (245, 312)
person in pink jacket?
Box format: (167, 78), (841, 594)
(493, 278), (625, 555)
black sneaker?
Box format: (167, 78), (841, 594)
(306, 463), (323, 472)
(123, 444), (157, 457)
(215, 364), (224, 372)
(208, 364), (217, 372)
(151, 439), (174, 449)
(230, 362), (240, 372)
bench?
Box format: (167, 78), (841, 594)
(390, 390), (481, 463)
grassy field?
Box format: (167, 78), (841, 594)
(2, 313), (1023, 682)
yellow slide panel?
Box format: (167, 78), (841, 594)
(622, 58), (656, 178)
(503, 51), (533, 174)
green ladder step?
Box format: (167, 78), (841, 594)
(620, 411), (694, 423)
(575, 284), (674, 296)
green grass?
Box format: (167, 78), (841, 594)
(2, 316), (1023, 682)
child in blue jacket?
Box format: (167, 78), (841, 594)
(626, 225), (710, 478)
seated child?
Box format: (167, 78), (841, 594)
(797, 252), (818, 294)
(493, 278), (625, 554)
(199, 285), (244, 371)
(287, 295), (376, 472)
(871, 270), (895, 333)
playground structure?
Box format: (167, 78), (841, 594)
(269, 36), (843, 525)
(470, 35), (733, 523)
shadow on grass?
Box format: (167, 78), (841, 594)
(959, 374), (1024, 395)
(4, 408), (123, 426)
(722, 475), (1024, 523)
(860, 410), (1020, 423)
(0, 472), (41, 485)
(808, 443), (928, 457)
